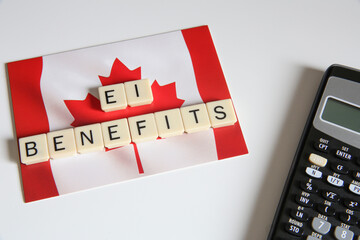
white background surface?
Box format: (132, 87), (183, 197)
(1, 0), (360, 239)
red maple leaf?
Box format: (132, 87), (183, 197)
(64, 58), (185, 174)
(99, 58), (141, 86)
(64, 81), (184, 127)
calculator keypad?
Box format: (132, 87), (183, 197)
(271, 127), (360, 240)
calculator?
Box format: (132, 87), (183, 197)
(267, 65), (360, 240)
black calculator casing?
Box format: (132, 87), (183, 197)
(267, 65), (360, 240)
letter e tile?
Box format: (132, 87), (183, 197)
(47, 128), (77, 159)
(101, 119), (131, 149)
(98, 83), (127, 112)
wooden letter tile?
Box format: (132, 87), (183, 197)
(124, 79), (153, 107)
(101, 119), (131, 149)
(128, 113), (158, 143)
(47, 128), (77, 159)
(206, 99), (237, 128)
(74, 123), (104, 154)
(98, 83), (127, 112)
(180, 103), (211, 133)
(154, 108), (184, 138)
(18, 133), (49, 165)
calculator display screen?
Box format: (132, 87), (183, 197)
(322, 97), (360, 134)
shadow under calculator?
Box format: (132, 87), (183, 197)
(243, 66), (324, 240)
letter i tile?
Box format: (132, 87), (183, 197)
(154, 108), (184, 138)
(124, 79), (153, 107)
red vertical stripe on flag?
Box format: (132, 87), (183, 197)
(7, 57), (59, 202)
(181, 26), (248, 159)
(132, 143), (144, 174)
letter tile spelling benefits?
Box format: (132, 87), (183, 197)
(18, 81), (238, 165)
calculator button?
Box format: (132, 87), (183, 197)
(314, 141), (329, 153)
(300, 181), (318, 193)
(322, 190), (339, 202)
(312, 217), (331, 234)
(349, 184), (360, 195)
(334, 226), (354, 240)
(353, 171), (360, 181)
(307, 236), (321, 240)
(343, 199), (360, 210)
(336, 149), (353, 161)
(327, 175), (344, 187)
(317, 204), (335, 216)
(331, 163), (349, 175)
(285, 223), (304, 237)
(339, 213), (358, 225)
(306, 167), (322, 178)
(290, 209), (309, 221)
(309, 153), (328, 167)
(295, 195), (314, 207)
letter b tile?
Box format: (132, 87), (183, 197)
(18, 133), (49, 165)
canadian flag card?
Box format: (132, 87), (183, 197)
(7, 25), (248, 203)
